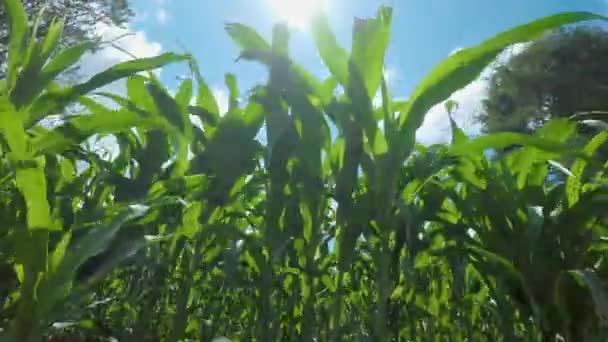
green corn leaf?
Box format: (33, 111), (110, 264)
(38, 19), (64, 62)
(0, 99), (55, 230)
(178, 202), (202, 239)
(11, 19), (66, 108)
(148, 175), (209, 200)
(225, 22), (271, 51)
(380, 75), (394, 130)
(146, 81), (192, 175)
(311, 13), (350, 87)
(321, 76), (338, 105)
(399, 12), (606, 148)
(350, 6), (392, 98)
(347, 60), (378, 155)
(225, 73), (239, 112)
(28, 53), (189, 126)
(146, 82), (189, 134)
(36, 206), (149, 317)
(566, 129), (608, 207)
(74, 53), (188, 94)
(449, 114), (468, 146)
(25, 17), (63, 73)
(174, 80), (195, 173)
(272, 23), (290, 57)
(451, 132), (579, 156)
(175, 79), (193, 110)
(15, 157), (56, 229)
(49, 231), (72, 273)
(40, 42), (96, 87)
(566, 269), (608, 325)
(32, 110), (161, 155)
(77, 234), (172, 289)
(22, 6), (46, 67)
(187, 105), (218, 129)
(300, 203), (313, 243)
(189, 57), (220, 125)
(535, 119), (577, 142)
(126, 75), (152, 107)
(4, 0), (29, 89)
(175, 79), (195, 135)
(444, 100), (468, 145)
(324, 135), (345, 175)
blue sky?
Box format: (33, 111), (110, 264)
(130, 0), (605, 92)
(83, 0), (607, 143)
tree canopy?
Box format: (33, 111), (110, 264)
(479, 26), (608, 135)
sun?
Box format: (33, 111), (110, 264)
(268, 0), (330, 31)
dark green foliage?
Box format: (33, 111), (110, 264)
(479, 26), (608, 135)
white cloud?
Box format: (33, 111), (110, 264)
(76, 23), (162, 96)
(415, 43), (528, 145)
(384, 65), (400, 86)
(372, 91), (383, 108)
(212, 87), (230, 115)
(152, 0), (170, 24)
(156, 8), (169, 25)
(73, 24), (163, 160)
(416, 78), (486, 145)
(367, 65), (401, 109)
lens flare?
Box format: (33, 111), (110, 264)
(267, 0), (330, 30)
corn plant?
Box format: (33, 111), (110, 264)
(420, 118), (608, 340)
(1, 0), (608, 340)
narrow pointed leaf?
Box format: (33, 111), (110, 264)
(311, 14), (350, 87)
(350, 6), (392, 97)
(28, 53), (189, 126)
(567, 129), (608, 207)
(4, 0), (29, 88)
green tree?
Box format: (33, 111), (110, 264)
(479, 26), (608, 135)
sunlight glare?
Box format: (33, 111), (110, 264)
(268, 0), (330, 30)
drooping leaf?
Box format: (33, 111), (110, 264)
(400, 12), (606, 150)
(451, 132), (580, 157)
(28, 53), (189, 126)
(36, 206), (150, 316)
(32, 109), (162, 155)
